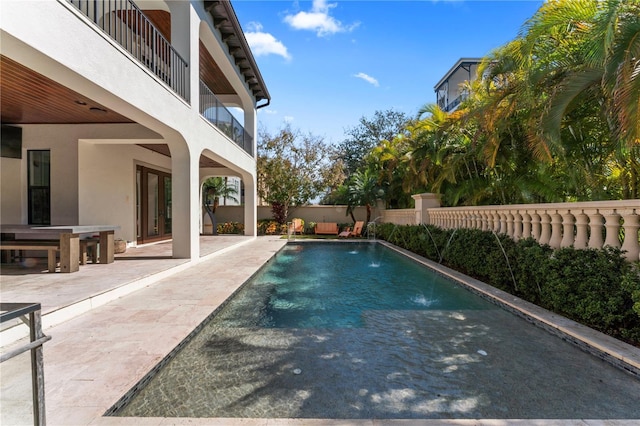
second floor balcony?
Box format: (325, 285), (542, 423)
(66, 0), (267, 157)
(200, 81), (253, 156)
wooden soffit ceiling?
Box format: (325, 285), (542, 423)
(0, 56), (222, 168)
(0, 55), (133, 125)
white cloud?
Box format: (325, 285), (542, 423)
(284, 0), (359, 37)
(354, 72), (379, 87)
(245, 22), (291, 60)
(260, 108), (278, 115)
(284, 115), (295, 123)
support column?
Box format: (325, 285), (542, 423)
(243, 173), (257, 236)
(412, 193), (441, 225)
(170, 140), (200, 260)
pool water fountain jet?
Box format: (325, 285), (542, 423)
(367, 216), (383, 240)
(438, 229), (458, 264)
(492, 231), (518, 292)
(420, 223), (442, 261)
(386, 224), (410, 248)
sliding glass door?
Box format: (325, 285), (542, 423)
(136, 165), (172, 244)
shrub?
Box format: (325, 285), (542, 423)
(257, 219), (288, 235)
(216, 222), (244, 234)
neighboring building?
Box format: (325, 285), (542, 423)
(434, 58), (483, 113)
(0, 0), (269, 260)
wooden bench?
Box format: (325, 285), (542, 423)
(80, 238), (99, 265)
(315, 222), (339, 235)
(0, 241), (60, 273)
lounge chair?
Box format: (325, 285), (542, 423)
(339, 221), (364, 238)
(338, 227), (352, 238)
(289, 218), (304, 235)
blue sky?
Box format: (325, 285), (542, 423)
(231, 0), (544, 144)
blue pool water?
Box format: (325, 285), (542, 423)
(223, 242), (489, 329)
(113, 242), (640, 419)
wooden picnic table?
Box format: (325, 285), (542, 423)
(0, 225), (120, 273)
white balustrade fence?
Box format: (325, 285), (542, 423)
(425, 200), (640, 261)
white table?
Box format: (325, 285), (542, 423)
(0, 225), (120, 273)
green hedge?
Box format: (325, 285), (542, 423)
(376, 223), (640, 346)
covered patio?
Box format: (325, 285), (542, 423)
(1, 235), (289, 425)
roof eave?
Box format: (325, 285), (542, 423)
(205, 0), (271, 104)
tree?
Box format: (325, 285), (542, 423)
(257, 125), (338, 223)
(337, 109), (411, 178)
(346, 169), (384, 224)
(202, 177), (238, 235)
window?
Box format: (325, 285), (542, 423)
(28, 150), (50, 225)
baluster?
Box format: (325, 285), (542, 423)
(506, 212), (515, 238)
(588, 211), (605, 249)
(603, 210), (622, 248)
(492, 212), (501, 233)
(472, 211), (480, 229)
(496, 212), (507, 234)
(521, 212), (532, 239)
(481, 212), (489, 231)
(574, 211), (589, 248)
(539, 211), (552, 245)
(480, 212), (488, 231)
(531, 212), (541, 241)
(620, 210), (640, 261)
(513, 211), (523, 240)
(560, 210), (575, 248)
(548, 211), (563, 248)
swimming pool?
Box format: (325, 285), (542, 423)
(110, 241), (640, 419)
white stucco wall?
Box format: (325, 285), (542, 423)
(0, 157), (23, 223)
(1, 0), (263, 258)
(79, 142), (172, 242)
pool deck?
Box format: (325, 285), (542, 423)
(1, 236), (639, 425)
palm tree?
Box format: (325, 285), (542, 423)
(202, 177), (239, 235)
(347, 169), (383, 224)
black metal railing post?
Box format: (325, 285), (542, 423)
(1, 303), (52, 426)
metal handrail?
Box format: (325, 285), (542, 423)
(67, 0), (189, 101)
(1, 303), (51, 426)
(199, 80), (254, 156)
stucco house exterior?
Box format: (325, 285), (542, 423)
(434, 58), (482, 113)
(0, 0), (269, 261)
